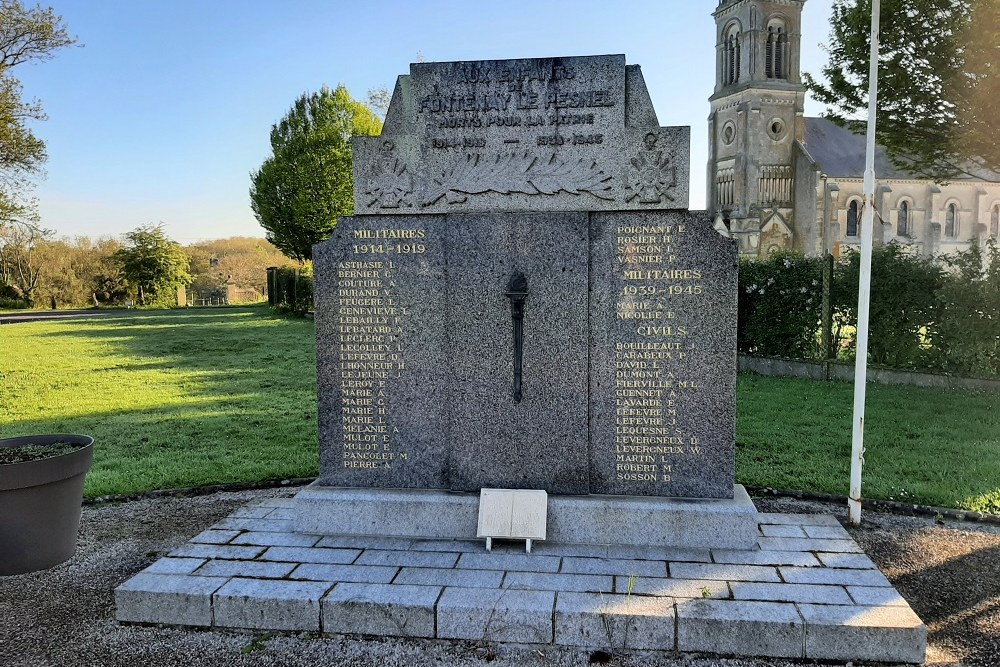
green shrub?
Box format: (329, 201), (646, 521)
(738, 252), (824, 358)
(268, 266), (313, 314)
(834, 244), (944, 368)
(934, 240), (1000, 375)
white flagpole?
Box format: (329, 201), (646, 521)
(849, 0), (881, 526)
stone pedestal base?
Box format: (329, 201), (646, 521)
(293, 484), (759, 550)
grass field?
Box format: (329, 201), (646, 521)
(2, 307), (998, 512)
(0, 307), (318, 496)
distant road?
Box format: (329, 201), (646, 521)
(0, 309), (130, 325)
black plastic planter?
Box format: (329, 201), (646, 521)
(0, 434), (93, 575)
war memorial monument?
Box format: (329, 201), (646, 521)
(116, 55), (926, 663)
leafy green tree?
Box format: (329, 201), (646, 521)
(0, 215), (50, 305)
(0, 1), (75, 222)
(806, 0), (999, 180)
(113, 225), (191, 306)
(250, 85), (382, 262)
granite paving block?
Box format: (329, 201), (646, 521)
(323, 583), (442, 638)
(554, 592), (675, 650)
(622, 577), (730, 599)
(712, 549), (821, 567)
(356, 549), (459, 569)
(606, 545), (712, 563)
(670, 562), (780, 583)
(395, 567), (504, 589)
(169, 544), (265, 560)
(561, 557), (667, 578)
(457, 552), (561, 573)
(316, 536), (414, 550)
(214, 517), (295, 533)
(190, 529), (241, 544)
(259, 546), (361, 564)
(195, 560), (296, 579)
(290, 563), (398, 584)
(266, 508), (296, 520)
(677, 599), (803, 658)
(232, 506), (274, 519)
(779, 567), (891, 587)
(757, 537), (862, 553)
(803, 525), (851, 539)
(531, 543), (610, 558)
(799, 603), (926, 663)
(214, 578), (331, 631)
(816, 552), (877, 569)
(503, 572), (612, 593)
(847, 586), (910, 607)
(437, 587), (555, 643)
(732, 582), (852, 605)
(760, 524), (807, 538)
(143, 557), (206, 575)
(759, 513), (841, 527)
(115, 573), (228, 626)
(231, 531), (321, 548)
(258, 497), (296, 508)
(409, 539), (483, 553)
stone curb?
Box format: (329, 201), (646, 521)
(85, 478), (1000, 527)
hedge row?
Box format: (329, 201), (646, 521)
(739, 242), (1000, 377)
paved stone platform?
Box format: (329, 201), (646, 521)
(115, 497), (926, 664)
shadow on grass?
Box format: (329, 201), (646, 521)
(10, 307), (319, 496)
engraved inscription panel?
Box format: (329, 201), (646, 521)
(353, 55), (690, 214)
(314, 216), (448, 489)
(590, 211), (738, 498)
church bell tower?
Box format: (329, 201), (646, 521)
(708, 0), (807, 256)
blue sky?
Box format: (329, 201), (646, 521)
(16, 0), (834, 243)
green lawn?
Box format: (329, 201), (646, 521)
(2, 307), (998, 513)
(0, 307), (318, 496)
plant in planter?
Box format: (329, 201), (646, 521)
(0, 434), (94, 575)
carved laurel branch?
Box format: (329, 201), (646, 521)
(421, 152), (613, 206)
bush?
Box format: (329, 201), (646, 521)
(934, 240), (1000, 375)
(267, 266), (313, 314)
(738, 252), (825, 358)
(834, 244), (944, 368)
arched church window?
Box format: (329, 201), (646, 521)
(992, 204), (999, 238)
(897, 201), (909, 236)
(724, 25), (741, 85)
(847, 200), (859, 237)
(945, 203), (958, 238)
(766, 22), (788, 79)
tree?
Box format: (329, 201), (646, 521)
(250, 85), (382, 262)
(0, 213), (50, 304)
(806, 0), (1000, 180)
(113, 225), (191, 306)
(0, 1), (75, 222)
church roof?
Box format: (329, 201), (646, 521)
(803, 116), (999, 182)
(802, 117), (915, 179)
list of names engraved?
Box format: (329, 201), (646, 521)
(612, 222), (702, 487)
(335, 228), (427, 472)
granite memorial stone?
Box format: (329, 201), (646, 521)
(311, 54), (739, 506)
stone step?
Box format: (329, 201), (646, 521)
(115, 500), (927, 664)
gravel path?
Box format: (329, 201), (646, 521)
(1, 488), (996, 667)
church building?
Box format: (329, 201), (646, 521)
(708, 0), (1000, 258)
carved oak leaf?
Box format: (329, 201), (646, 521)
(421, 152), (613, 206)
